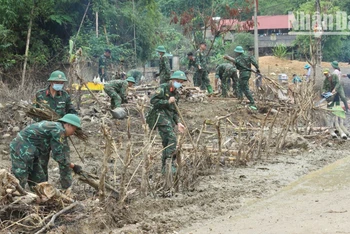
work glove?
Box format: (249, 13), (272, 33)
(72, 164), (83, 174)
(111, 107), (127, 119)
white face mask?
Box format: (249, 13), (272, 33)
(173, 81), (182, 89)
(52, 83), (64, 91)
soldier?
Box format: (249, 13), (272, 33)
(10, 114), (82, 190)
(331, 61), (341, 80)
(187, 52), (200, 87)
(215, 63), (238, 97)
(195, 42), (213, 93)
(233, 46), (260, 108)
(126, 69), (144, 85)
(98, 49), (112, 82)
(322, 68), (349, 113)
(156, 45), (171, 84)
(304, 64), (312, 82)
(104, 76), (135, 109)
(148, 70), (186, 173)
(34, 70), (78, 181)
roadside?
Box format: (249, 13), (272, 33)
(180, 148), (350, 234)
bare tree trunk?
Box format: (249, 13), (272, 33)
(21, 1), (35, 89)
(96, 12), (99, 37)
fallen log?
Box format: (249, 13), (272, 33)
(76, 170), (119, 199)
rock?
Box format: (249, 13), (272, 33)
(0, 103), (4, 109)
(3, 134), (11, 138)
(14, 110), (26, 122)
(270, 108), (279, 114)
(82, 116), (91, 122)
(12, 126), (20, 132)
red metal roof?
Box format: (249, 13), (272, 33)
(253, 15), (293, 30)
(217, 15), (294, 31)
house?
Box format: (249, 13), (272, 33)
(206, 15), (297, 48)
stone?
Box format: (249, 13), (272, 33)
(0, 103), (4, 109)
(82, 116), (91, 122)
(12, 126), (20, 132)
(14, 110), (26, 122)
(3, 134), (11, 138)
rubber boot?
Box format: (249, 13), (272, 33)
(207, 85), (213, 94)
(161, 157), (167, 175)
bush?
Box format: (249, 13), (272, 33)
(273, 44), (287, 58)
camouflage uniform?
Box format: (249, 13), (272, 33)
(215, 63), (238, 97)
(159, 56), (171, 84)
(34, 87), (77, 180)
(322, 74), (349, 110)
(150, 82), (179, 170)
(98, 54), (112, 81)
(195, 49), (212, 91)
(235, 53), (259, 104)
(10, 121), (72, 189)
(35, 86), (78, 118)
(127, 69), (143, 85)
(188, 58), (200, 87)
(104, 80), (128, 109)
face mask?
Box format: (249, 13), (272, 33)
(173, 81), (182, 89)
(52, 83), (64, 91)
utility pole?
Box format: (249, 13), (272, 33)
(315, 0), (322, 65)
(133, 0), (137, 66)
(254, 0), (259, 61)
(314, 0), (322, 85)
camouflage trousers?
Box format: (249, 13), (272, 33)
(221, 76), (238, 98)
(238, 75), (255, 105)
(193, 72), (201, 87)
(10, 147), (46, 189)
(104, 87), (122, 109)
(40, 138), (70, 182)
(196, 70), (211, 90)
(327, 89), (349, 111)
(157, 121), (177, 170)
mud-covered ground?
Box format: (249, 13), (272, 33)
(1, 94), (349, 233)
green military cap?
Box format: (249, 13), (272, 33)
(126, 76), (136, 83)
(331, 61), (339, 69)
(48, 70), (68, 82)
(234, 46), (244, 53)
(156, 45), (166, 53)
(323, 68), (330, 74)
(170, 70), (187, 81)
(58, 114), (81, 129)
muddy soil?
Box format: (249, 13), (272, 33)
(1, 97), (349, 234)
(1, 56), (350, 233)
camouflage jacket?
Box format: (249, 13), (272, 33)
(10, 121), (72, 188)
(127, 69), (143, 85)
(150, 82), (179, 126)
(104, 80), (128, 100)
(322, 74), (343, 93)
(159, 56), (171, 84)
(235, 53), (259, 77)
(215, 63), (237, 79)
(35, 86), (78, 119)
(195, 49), (208, 71)
(98, 54), (111, 76)
(188, 58), (196, 70)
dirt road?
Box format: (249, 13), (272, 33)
(180, 153), (350, 234)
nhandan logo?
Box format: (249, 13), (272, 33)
(288, 11), (350, 36)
